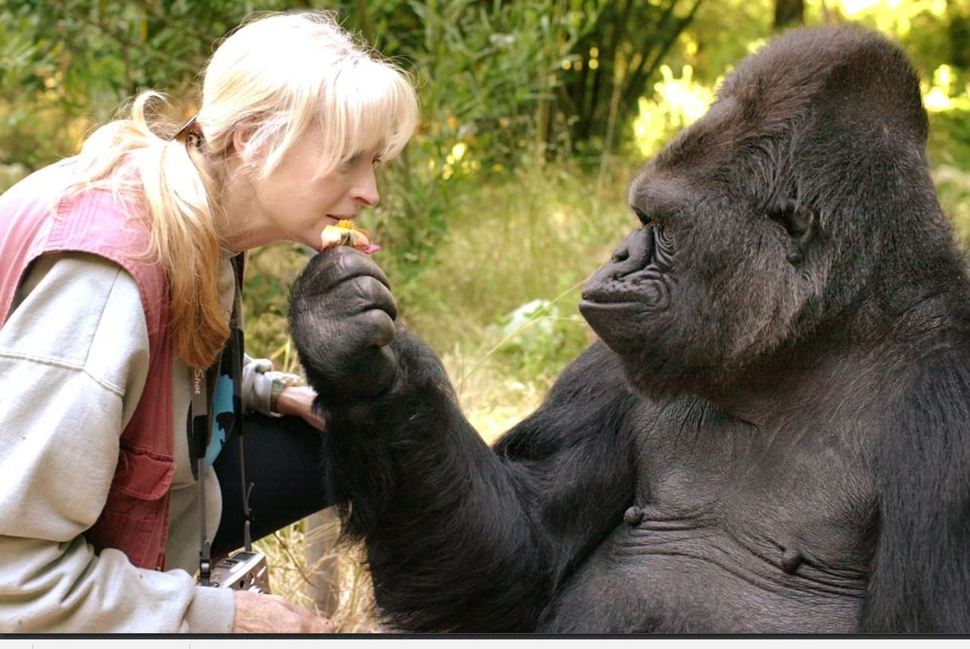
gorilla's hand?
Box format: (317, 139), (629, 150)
(289, 246), (399, 403)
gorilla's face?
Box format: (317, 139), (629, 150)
(578, 177), (682, 361)
(579, 27), (938, 400)
(580, 96), (820, 397)
(579, 200), (676, 345)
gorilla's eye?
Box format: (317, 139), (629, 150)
(632, 206), (674, 255)
(633, 207), (652, 227)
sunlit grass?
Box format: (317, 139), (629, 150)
(390, 163), (634, 355)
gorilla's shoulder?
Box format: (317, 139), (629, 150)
(495, 341), (641, 459)
(902, 334), (970, 399)
(547, 341), (630, 400)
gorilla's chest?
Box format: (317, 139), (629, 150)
(538, 405), (875, 633)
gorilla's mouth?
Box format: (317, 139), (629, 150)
(578, 226), (673, 356)
(578, 274), (670, 314)
(579, 226), (672, 315)
(581, 262), (670, 299)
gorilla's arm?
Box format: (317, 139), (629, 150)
(316, 335), (637, 631)
(861, 353), (970, 632)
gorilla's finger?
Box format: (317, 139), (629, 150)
(354, 278), (398, 321)
(324, 275), (398, 319)
(330, 247), (392, 289)
(345, 344), (399, 397)
(298, 247), (391, 294)
(356, 308), (397, 348)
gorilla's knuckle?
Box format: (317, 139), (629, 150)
(359, 309), (396, 345)
(352, 274), (385, 296)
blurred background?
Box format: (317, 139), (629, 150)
(1, 0), (967, 631)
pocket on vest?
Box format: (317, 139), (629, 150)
(85, 444), (175, 569)
(111, 444), (175, 500)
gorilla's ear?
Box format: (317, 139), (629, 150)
(769, 200), (816, 265)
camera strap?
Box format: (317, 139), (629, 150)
(190, 255), (252, 586)
(190, 363), (216, 585)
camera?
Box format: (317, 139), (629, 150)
(208, 550), (271, 593)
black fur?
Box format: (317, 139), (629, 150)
(289, 26), (970, 632)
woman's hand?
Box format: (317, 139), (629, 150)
(275, 385), (325, 430)
(232, 589), (333, 633)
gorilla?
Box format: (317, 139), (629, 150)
(289, 26), (970, 633)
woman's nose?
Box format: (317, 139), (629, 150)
(353, 168), (380, 207)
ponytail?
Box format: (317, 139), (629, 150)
(68, 92), (229, 369)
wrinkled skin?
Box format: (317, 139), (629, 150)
(289, 26), (970, 632)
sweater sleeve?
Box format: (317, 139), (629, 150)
(241, 354), (275, 415)
(241, 354), (308, 416)
(0, 252), (234, 633)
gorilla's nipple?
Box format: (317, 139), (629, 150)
(624, 505), (645, 526)
(781, 547), (804, 574)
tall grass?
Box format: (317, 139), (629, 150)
(386, 162), (635, 392)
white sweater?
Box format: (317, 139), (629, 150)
(0, 251), (272, 632)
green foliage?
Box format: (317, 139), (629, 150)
(380, 0), (600, 165)
(491, 298), (591, 384)
(675, 0), (773, 81)
(241, 243), (313, 371)
(0, 0), (318, 170)
(558, 0), (705, 164)
(364, 0), (610, 278)
(380, 162), (632, 386)
(631, 63), (715, 158)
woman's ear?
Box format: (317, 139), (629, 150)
(230, 122), (260, 158)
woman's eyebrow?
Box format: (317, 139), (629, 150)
(342, 147), (383, 166)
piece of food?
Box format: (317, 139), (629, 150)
(320, 219), (380, 254)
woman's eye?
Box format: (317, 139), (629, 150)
(339, 153), (363, 170)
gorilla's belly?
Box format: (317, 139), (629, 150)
(537, 517), (866, 633)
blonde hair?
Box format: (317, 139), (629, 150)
(66, 11), (419, 369)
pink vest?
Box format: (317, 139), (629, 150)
(0, 162), (174, 570)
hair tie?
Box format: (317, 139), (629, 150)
(173, 115), (204, 148)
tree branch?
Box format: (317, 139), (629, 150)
(53, 0), (199, 75)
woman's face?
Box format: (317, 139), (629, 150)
(223, 124), (381, 251)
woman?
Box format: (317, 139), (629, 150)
(0, 10), (418, 632)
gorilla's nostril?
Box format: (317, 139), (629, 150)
(608, 229), (654, 278)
